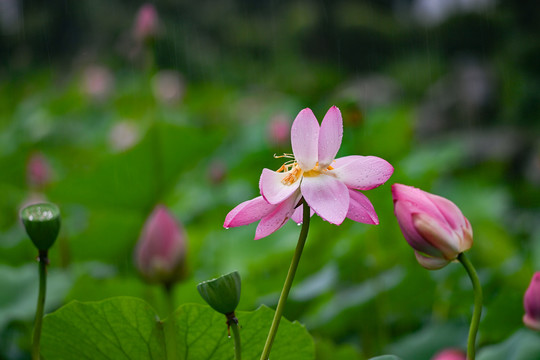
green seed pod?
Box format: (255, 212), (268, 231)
(197, 271), (241, 315)
(20, 203), (61, 251)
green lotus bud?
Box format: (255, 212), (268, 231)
(197, 271), (241, 315)
(20, 203), (61, 251)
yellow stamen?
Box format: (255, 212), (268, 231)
(281, 165), (302, 185)
(302, 162), (335, 178)
(273, 153), (295, 159)
(275, 156), (335, 185)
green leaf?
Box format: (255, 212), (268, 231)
(41, 297), (314, 360)
(41, 297), (166, 360)
(368, 356), (403, 360)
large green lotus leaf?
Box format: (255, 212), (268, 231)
(41, 297), (314, 360)
(41, 296), (165, 360)
(65, 274), (207, 319)
(368, 356), (403, 360)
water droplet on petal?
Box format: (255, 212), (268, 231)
(225, 227), (230, 230)
(297, 222), (303, 226)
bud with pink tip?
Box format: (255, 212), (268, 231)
(27, 152), (52, 189)
(431, 349), (466, 360)
(392, 184), (473, 270)
(133, 3), (159, 43)
(523, 272), (540, 331)
(134, 205), (187, 286)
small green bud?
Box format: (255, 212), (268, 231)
(197, 271), (241, 315)
(20, 202), (61, 251)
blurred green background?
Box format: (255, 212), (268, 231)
(1, 0), (540, 359)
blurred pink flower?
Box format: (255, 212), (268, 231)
(524, 272), (540, 331)
(431, 349), (467, 360)
(207, 160), (227, 185)
(27, 152), (52, 189)
(392, 184), (473, 270)
(135, 205), (187, 285)
(108, 121), (140, 152)
(81, 65), (114, 101)
(133, 3), (159, 43)
(151, 70), (185, 105)
(224, 106), (393, 239)
(268, 114), (290, 147)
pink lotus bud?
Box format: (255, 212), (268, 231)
(267, 114), (290, 147)
(432, 349), (467, 360)
(523, 272), (540, 331)
(133, 3), (159, 43)
(135, 205), (187, 285)
(27, 152), (52, 189)
(392, 184), (473, 270)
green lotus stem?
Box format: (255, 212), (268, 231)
(163, 283), (178, 360)
(32, 250), (48, 360)
(229, 316), (242, 360)
(164, 283), (176, 315)
(260, 201), (311, 360)
(458, 252), (483, 360)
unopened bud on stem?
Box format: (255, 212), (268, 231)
(20, 202), (61, 251)
(135, 205), (187, 286)
(197, 271), (241, 316)
(524, 272), (540, 331)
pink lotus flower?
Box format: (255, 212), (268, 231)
(392, 184), (473, 270)
(523, 272), (540, 331)
(135, 205), (187, 285)
(224, 106), (394, 240)
(133, 3), (159, 43)
(431, 349), (466, 360)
